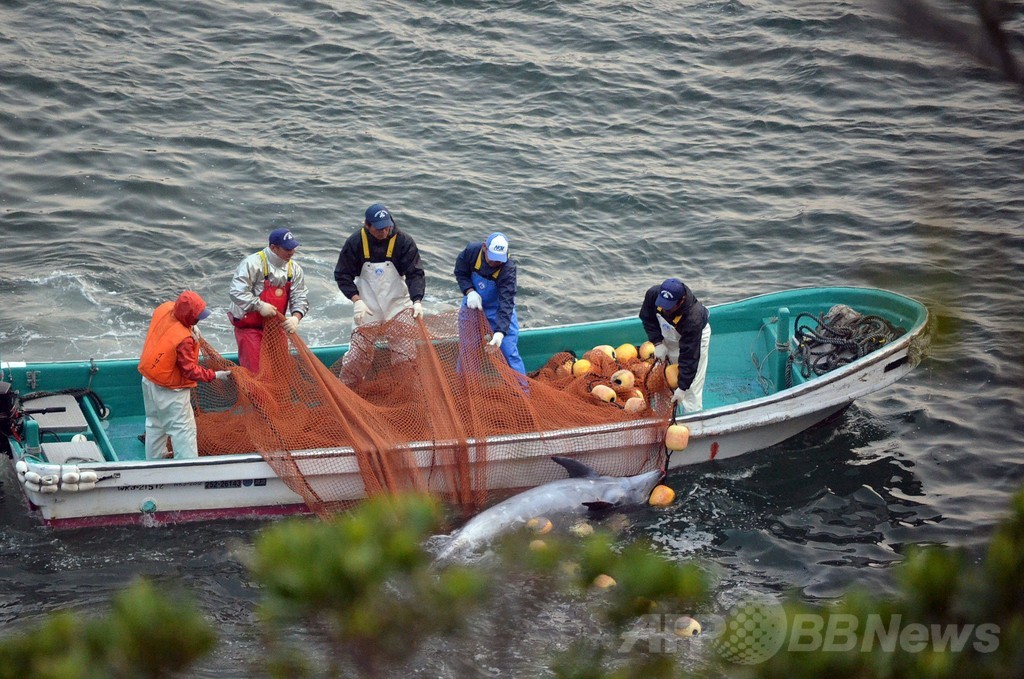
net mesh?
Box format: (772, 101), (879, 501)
(192, 309), (672, 520)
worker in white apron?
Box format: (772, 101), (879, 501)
(639, 278), (711, 413)
(333, 204), (425, 382)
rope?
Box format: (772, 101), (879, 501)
(22, 388), (110, 420)
(789, 305), (903, 379)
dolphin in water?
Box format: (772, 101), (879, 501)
(436, 456), (664, 561)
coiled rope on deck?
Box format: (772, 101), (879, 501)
(787, 304), (903, 386)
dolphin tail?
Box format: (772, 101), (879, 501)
(551, 456), (600, 478)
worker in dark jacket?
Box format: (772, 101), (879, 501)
(639, 278), (711, 413)
(454, 232), (525, 374)
(333, 203), (425, 326)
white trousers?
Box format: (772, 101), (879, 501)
(661, 323), (712, 414)
(141, 376), (199, 459)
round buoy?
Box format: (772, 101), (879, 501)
(527, 517), (553, 534)
(569, 520), (594, 537)
(610, 369), (635, 390)
(639, 341), (656, 360)
(529, 539), (547, 551)
(665, 424), (690, 451)
(665, 364), (679, 389)
(675, 616), (702, 637)
(592, 344), (616, 360)
(591, 384), (617, 403)
(615, 343), (638, 363)
(592, 573), (617, 589)
(572, 359), (592, 377)
(649, 484), (675, 506)
(624, 396), (646, 413)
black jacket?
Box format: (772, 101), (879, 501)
(333, 227), (425, 302)
(639, 283), (709, 391)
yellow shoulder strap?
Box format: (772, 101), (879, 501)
(474, 246), (500, 279)
(361, 230), (398, 261)
(258, 250), (270, 277)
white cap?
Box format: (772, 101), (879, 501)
(486, 232), (509, 262)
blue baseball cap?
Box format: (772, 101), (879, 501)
(658, 278), (686, 309)
(269, 228), (300, 249)
(485, 232), (509, 263)
(364, 203), (394, 230)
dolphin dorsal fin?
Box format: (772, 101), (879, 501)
(551, 456), (600, 478)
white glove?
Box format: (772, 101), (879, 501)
(671, 387), (685, 404)
(466, 290), (483, 310)
(258, 302), (277, 318)
(283, 315), (299, 334)
(191, 326), (203, 341)
(653, 343), (669, 361)
(412, 301), (423, 319)
(488, 331), (504, 348)
(214, 370), (231, 381)
(353, 299), (374, 324)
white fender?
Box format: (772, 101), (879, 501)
(62, 483), (80, 492)
(62, 471), (81, 485)
(24, 481), (42, 493)
(40, 474), (59, 486)
(79, 471), (98, 484)
(77, 481), (96, 491)
(24, 471), (41, 484)
(15, 460), (28, 474)
(39, 484), (59, 494)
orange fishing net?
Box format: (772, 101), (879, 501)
(192, 309), (672, 519)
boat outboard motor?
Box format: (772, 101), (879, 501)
(0, 381), (20, 455)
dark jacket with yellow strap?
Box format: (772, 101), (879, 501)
(453, 243), (517, 335)
(333, 226), (425, 302)
(639, 283), (709, 392)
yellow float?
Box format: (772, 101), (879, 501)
(623, 396), (646, 413)
(648, 484), (675, 506)
(610, 369), (635, 389)
(665, 424), (690, 451)
(665, 363), (679, 389)
(615, 343), (638, 363)
(527, 517), (553, 534)
(572, 359), (592, 377)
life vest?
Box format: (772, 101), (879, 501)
(139, 302), (197, 389)
(232, 250), (293, 329)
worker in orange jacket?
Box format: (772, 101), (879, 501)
(138, 290), (230, 460)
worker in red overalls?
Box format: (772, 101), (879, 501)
(228, 228), (309, 372)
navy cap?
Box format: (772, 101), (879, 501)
(197, 307), (212, 321)
(269, 228), (300, 249)
(658, 278), (686, 309)
(485, 232), (509, 263)
(364, 203), (394, 230)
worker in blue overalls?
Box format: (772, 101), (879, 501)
(453, 232), (526, 374)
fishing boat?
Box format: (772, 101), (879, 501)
(1, 286), (929, 529)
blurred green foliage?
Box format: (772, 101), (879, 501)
(0, 579), (215, 679)
(722, 486), (1024, 679)
(3, 487), (1022, 678)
